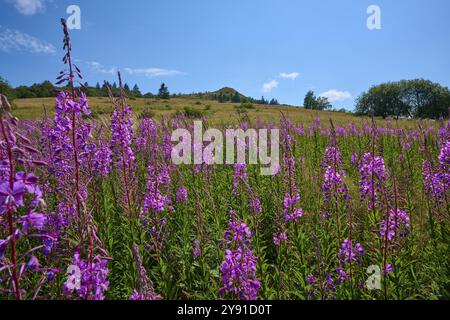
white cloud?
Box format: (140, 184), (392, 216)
(0, 26), (55, 54)
(319, 89), (352, 102)
(124, 67), (183, 77)
(10, 0), (45, 15)
(87, 61), (118, 75)
(262, 80), (278, 93)
(279, 72), (300, 80)
(85, 63), (183, 78)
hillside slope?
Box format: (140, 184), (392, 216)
(11, 96), (421, 129)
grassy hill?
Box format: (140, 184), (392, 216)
(176, 87), (252, 102)
(11, 95), (425, 129)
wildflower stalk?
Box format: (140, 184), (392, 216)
(329, 120), (341, 246)
(60, 19), (83, 225)
(106, 74), (135, 220)
(0, 109), (21, 300)
(59, 18), (97, 273)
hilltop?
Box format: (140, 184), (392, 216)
(177, 87), (248, 101)
(178, 87), (280, 105)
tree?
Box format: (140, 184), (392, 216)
(355, 79), (450, 119)
(123, 83), (131, 94)
(0, 76), (15, 100)
(101, 82), (109, 97)
(158, 83), (170, 99)
(304, 90), (316, 109)
(132, 84), (142, 98)
(231, 91), (241, 103)
(316, 96), (332, 110)
(258, 96), (267, 105)
(30, 81), (55, 98)
(304, 91), (332, 110)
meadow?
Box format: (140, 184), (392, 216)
(12, 95), (420, 129)
(0, 20), (448, 301)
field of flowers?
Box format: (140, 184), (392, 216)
(0, 20), (448, 301)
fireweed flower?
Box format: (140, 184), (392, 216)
(142, 164), (173, 253)
(335, 268), (349, 284)
(438, 140), (450, 195)
(136, 117), (158, 155)
(282, 156), (303, 223)
(0, 94), (49, 299)
(283, 192), (303, 222)
(439, 140), (450, 170)
(322, 145), (349, 212)
(359, 152), (387, 210)
(50, 91), (94, 217)
(110, 105), (135, 169)
(379, 209), (410, 241)
(193, 239), (201, 257)
(273, 155), (303, 246)
(109, 98), (136, 215)
(143, 165), (173, 215)
(309, 116), (322, 136)
(322, 166), (347, 210)
(249, 196), (262, 215)
(231, 163), (263, 216)
(41, 210), (68, 255)
(63, 251), (109, 300)
(219, 211), (260, 300)
(323, 146), (343, 167)
(51, 91), (93, 171)
(92, 132), (112, 176)
(232, 163), (248, 196)
(305, 273), (337, 299)
(176, 186), (188, 204)
(382, 264), (394, 275)
(272, 231), (287, 246)
(162, 130), (173, 162)
(422, 158), (448, 204)
(338, 239), (365, 265)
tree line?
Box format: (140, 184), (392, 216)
(355, 79), (450, 119)
(215, 93), (279, 105)
(302, 79), (450, 119)
(0, 76), (280, 105)
(0, 76), (169, 100)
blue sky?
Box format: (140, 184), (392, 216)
(1, 0), (449, 110)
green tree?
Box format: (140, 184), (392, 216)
(0, 76), (16, 100)
(316, 96), (332, 110)
(304, 91), (316, 109)
(158, 83), (170, 99)
(304, 90), (332, 110)
(355, 79), (449, 118)
(123, 83), (131, 94)
(101, 82), (109, 97)
(132, 84), (142, 97)
(269, 98), (279, 105)
(231, 91), (241, 103)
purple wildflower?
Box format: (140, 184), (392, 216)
(232, 163), (248, 196)
(359, 152), (387, 210)
(219, 214), (260, 300)
(338, 239), (365, 265)
(63, 251), (109, 300)
(379, 209), (410, 241)
(176, 186), (188, 204)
